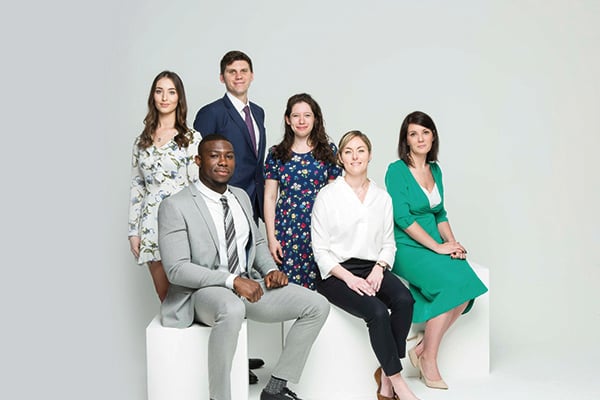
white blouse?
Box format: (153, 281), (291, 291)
(420, 182), (442, 208)
(311, 176), (396, 279)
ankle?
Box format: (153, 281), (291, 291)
(414, 342), (424, 357)
(380, 378), (394, 397)
(419, 351), (437, 364)
(263, 376), (286, 394)
(390, 375), (417, 400)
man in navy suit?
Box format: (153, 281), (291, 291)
(194, 50), (267, 384)
(194, 50), (266, 223)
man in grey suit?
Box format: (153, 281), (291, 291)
(158, 134), (329, 400)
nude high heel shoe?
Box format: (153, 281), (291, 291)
(417, 356), (448, 390)
(406, 332), (423, 369)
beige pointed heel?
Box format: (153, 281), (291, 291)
(406, 332), (423, 368)
(417, 355), (448, 390)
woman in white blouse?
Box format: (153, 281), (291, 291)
(311, 131), (419, 400)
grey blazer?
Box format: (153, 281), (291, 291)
(157, 184), (276, 328)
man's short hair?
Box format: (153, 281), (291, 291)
(220, 50), (253, 74)
(197, 133), (232, 155)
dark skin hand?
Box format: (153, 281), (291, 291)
(233, 276), (264, 302)
(264, 270), (288, 289)
(233, 271), (288, 302)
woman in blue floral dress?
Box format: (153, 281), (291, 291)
(128, 71), (201, 301)
(264, 93), (342, 289)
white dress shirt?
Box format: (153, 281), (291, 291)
(311, 176), (396, 279)
(226, 92), (260, 153)
(195, 180), (250, 289)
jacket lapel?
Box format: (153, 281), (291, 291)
(187, 185), (220, 251)
(223, 94), (258, 157)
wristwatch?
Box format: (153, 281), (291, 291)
(375, 261), (389, 270)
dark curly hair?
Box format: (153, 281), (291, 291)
(271, 93), (336, 165)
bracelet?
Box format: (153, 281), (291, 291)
(375, 261), (388, 270)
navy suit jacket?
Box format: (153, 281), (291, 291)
(194, 94), (266, 220)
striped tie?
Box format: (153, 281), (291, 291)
(220, 195), (240, 274)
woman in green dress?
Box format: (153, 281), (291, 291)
(385, 111), (487, 390)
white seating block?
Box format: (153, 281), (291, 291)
(283, 304), (379, 400)
(146, 315), (248, 400)
(278, 263), (489, 399)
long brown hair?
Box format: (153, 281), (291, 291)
(138, 71), (191, 149)
(272, 93), (336, 164)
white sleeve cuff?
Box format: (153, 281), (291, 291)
(225, 273), (237, 290)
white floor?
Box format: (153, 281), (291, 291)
(247, 356), (599, 400)
(245, 322), (599, 400)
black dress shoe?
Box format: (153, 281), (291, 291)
(249, 370), (258, 385)
(260, 387), (303, 400)
(249, 358), (265, 369)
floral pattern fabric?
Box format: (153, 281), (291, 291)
(128, 130), (201, 264)
(264, 143), (342, 289)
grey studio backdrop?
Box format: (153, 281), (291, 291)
(2, 1), (599, 399)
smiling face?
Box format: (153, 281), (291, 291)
(220, 60), (254, 101)
(406, 123), (434, 157)
(195, 139), (235, 193)
(285, 101), (315, 140)
(339, 135), (371, 177)
(153, 77), (178, 115)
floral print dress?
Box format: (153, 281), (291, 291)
(128, 130), (201, 264)
(264, 144), (342, 289)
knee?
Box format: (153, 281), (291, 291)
(366, 303), (391, 326)
(216, 300), (245, 328)
(306, 292), (330, 324)
(391, 286), (415, 309)
(317, 294), (331, 319)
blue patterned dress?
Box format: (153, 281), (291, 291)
(264, 144), (342, 289)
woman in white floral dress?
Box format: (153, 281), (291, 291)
(128, 71), (201, 301)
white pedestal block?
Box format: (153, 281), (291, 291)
(404, 262), (490, 380)
(283, 304), (379, 400)
(146, 315), (248, 400)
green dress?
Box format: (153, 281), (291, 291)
(385, 160), (488, 323)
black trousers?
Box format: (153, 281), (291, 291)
(317, 258), (414, 376)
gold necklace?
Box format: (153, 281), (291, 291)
(155, 130), (175, 143)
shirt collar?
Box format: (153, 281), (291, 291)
(226, 92), (250, 114)
(195, 179), (231, 203)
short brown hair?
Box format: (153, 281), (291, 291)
(220, 50), (253, 74)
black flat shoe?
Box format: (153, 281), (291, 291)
(249, 370), (258, 385)
(260, 387), (303, 400)
(249, 358), (265, 369)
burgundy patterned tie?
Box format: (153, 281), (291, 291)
(242, 105), (257, 155)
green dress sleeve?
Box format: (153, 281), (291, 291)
(385, 160), (417, 230)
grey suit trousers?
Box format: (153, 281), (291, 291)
(192, 281), (329, 400)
